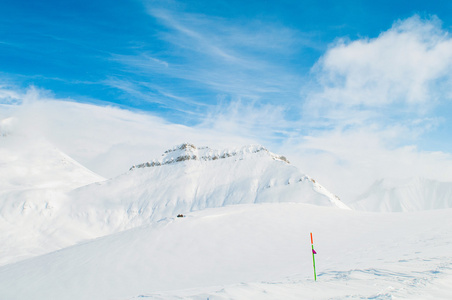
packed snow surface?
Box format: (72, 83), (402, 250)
(0, 203), (451, 300)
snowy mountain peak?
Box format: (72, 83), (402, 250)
(72, 143), (350, 227)
(130, 143), (290, 170)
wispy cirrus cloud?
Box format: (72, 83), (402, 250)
(108, 4), (312, 118)
(148, 8), (305, 60)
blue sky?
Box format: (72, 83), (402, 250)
(2, 0), (452, 198)
(2, 1), (451, 120)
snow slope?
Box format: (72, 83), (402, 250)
(0, 203), (451, 300)
(351, 177), (452, 212)
(68, 144), (349, 232)
(0, 143), (347, 265)
(0, 124), (105, 265)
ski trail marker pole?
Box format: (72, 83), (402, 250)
(310, 232), (317, 281)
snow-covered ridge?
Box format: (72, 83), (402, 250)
(72, 143), (349, 230)
(129, 143), (290, 170)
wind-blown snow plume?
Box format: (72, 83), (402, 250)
(351, 177), (452, 212)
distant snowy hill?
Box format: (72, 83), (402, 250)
(0, 117), (104, 191)
(350, 177), (452, 212)
(69, 143), (349, 232)
(0, 122), (105, 265)
(0, 138), (104, 191)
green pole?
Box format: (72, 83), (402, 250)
(310, 232), (317, 281)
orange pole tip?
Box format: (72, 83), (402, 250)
(310, 232), (313, 244)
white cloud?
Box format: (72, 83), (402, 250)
(198, 98), (291, 141)
(280, 128), (452, 202)
(0, 84), (23, 105)
(289, 15), (452, 200)
(0, 86), (255, 178)
(308, 15), (452, 115)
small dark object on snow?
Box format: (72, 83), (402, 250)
(177, 214), (185, 218)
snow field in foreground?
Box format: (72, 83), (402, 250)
(0, 203), (451, 300)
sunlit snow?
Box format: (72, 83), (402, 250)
(0, 133), (451, 299)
